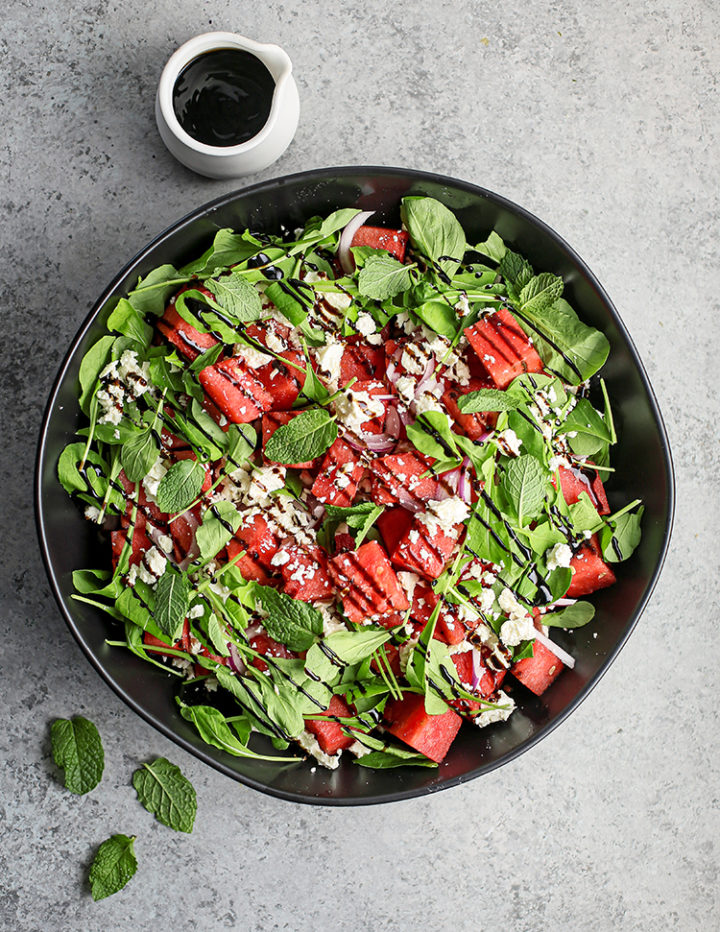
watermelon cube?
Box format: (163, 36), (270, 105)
(233, 513), (279, 569)
(158, 297), (219, 362)
(262, 411), (318, 468)
(376, 507), (414, 555)
(340, 344), (386, 383)
(351, 225), (409, 262)
(511, 640), (564, 695)
(328, 540), (410, 624)
(442, 377), (499, 441)
(255, 350), (307, 410)
(143, 618), (190, 657)
(384, 693), (462, 763)
(226, 538), (275, 585)
(198, 356), (273, 424)
(274, 544), (334, 602)
(305, 694), (355, 755)
(249, 631), (295, 673)
(111, 526), (152, 570)
(566, 535), (616, 597)
(370, 451), (438, 508)
(556, 464), (610, 515)
(465, 307), (544, 388)
(311, 438), (364, 507)
(390, 513), (463, 580)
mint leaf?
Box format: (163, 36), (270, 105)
(206, 269), (263, 322)
(254, 585), (322, 651)
(78, 336), (114, 414)
(132, 757), (197, 833)
(543, 602), (596, 628)
(188, 342), (224, 373)
(499, 250), (534, 291)
(121, 429), (160, 483)
(50, 716), (104, 794)
(357, 255), (413, 300)
(519, 272), (564, 313)
(196, 502), (241, 561)
(457, 388), (521, 414)
(88, 834), (137, 901)
(155, 459), (205, 513)
(500, 454), (548, 522)
(400, 196), (467, 279)
(154, 567), (190, 640)
(264, 408), (337, 464)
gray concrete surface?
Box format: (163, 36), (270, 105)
(2, 0), (718, 929)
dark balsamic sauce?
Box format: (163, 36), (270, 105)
(173, 49), (275, 147)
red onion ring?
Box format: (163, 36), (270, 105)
(533, 629), (575, 669)
(338, 210), (376, 273)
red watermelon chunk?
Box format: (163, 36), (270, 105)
(351, 225), (409, 262)
(117, 469), (167, 533)
(169, 507), (201, 563)
(199, 356), (273, 424)
(158, 300), (219, 362)
(328, 540), (410, 624)
(465, 307), (544, 389)
(249, 631), (295, 673)
(226, 538), (275, 585)
(311, 438), (364, 507)
(262, 411), (318, 468)
(452, 649), (507, 699)
(305, 694), (355, 755)
(555, 464), (610, 515)
(566, 535), (616, 597)
(370, 451), (438, 509)
(111, 526), (152, 570)
(341, 379), (389, 434)
(143, 618), (191, 657)
(442, 377), (499, 441)
(340, 344), (386, 383)
(511, 640), (564, 695)
(384, 692), (462, 763)
(233, 513), (279, 569)
(377, 507), (414, 555)
(274, 544), (333, 602)
(255, 350), (307, 410)
(390, 513), (463, 580)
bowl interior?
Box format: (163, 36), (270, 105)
(36, 167), (674, 804)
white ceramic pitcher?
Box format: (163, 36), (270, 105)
(155, 31), (300, 179)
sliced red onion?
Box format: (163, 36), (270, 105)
(552, 598), (577, 607)
(397, 406), (413, 426)
(533, 629), (576, 670)
(567, 464), (599, 506)
(358, 433), (396, 453)
(413, 360), (437, 397)
(338, 210), (376, 274)
(384, 405), (401, 439)
(470, 647), (484, 690)
(227, 642), (246, 675)
(475, 429), (492, 444)
(386, 361), (399, 385)
(434, 467), (460, 500)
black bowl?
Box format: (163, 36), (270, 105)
(35, 167), (674, 805)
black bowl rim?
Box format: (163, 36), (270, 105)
(35, 165), (675, 806)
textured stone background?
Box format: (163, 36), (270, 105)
(2, 0), (718, 929)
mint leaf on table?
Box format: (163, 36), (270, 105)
(155, 459), (205, 513)
(206, 269), (263, 322)
(154, 567), (190, 640)
(500, 454), (548, 523)
(263, 408), (338, 464)
(357, 254), (413, 300)
(88, 834), (138, 901)
(132, 758), (197, 834)
(254, 584), (323, 651)
(121, 428), (159, 483)
(195, 501), (242, 561)
(400, 196), (467, 279)
(50, 716), (104, 795)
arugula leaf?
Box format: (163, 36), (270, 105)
(195, 502), (241, 561)
(319, 207), (361, 239)
(543, 602), (596, 628)
(206, 613), (231, 656)
(206, 269), (263, 322)
(127, 264), (184, 316)
(411, 299), (458, 338)
(254, 585), (323, 651)
(188, 342), (224, 373)
(519, 272), (564, 314)
(264, 408), (338, 464)
(500, 454), (548, 523)
(132, 757), (197, 833)
(155, 459), (205, 513)
(406, 410), (460, 462)
(50, 716), (104, 794)
(473, 231), (507, 263)
(106, 298), (153, 348)
(181, 229), (262, 276)
(322, 501), (385, 549)
(88, 834), (137, 901)
(358, 255), (413, 300)
(458, 388), (521, 414)
(323, 628), (391, 665)
(57, 443), (106, 496)
(154, 567), (190, 640)
(601, 506), (644, 562)
(78, 336), (114, 414)
(401, 197), (467, 279)
(265, 280), (314, 326)
(179, 701), (298, 761)
(121, 428), (159, 483)
(563, 399), (613, 457)
(357, 750), (437, 769)
(225, 423), (257, 467)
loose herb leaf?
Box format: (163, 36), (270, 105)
(88, 834), (138, 901)
(401, 196), (467, 279)
(50, 716), (104, 795)
(155, 459), (205, 513)
(121, 428), (160, 483)
(264, 408), (338, 464)
(206, 270), (263, 322)
(132, 757), (197, 833)
(154, 567), (190, 640)
(254, 585), (323, 651)
(458, 388), (521, 414)
(195, 502), (241, 561)
(357, 254), (413, 300)
(500, 454), (548, 522)
(543, 602), (596, 628)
